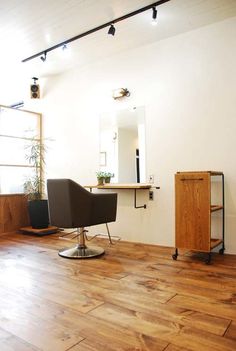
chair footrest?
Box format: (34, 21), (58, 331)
(94, 233), (121, 241)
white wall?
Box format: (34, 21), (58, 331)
(28, 17), (236, 253)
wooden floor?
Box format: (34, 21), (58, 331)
(0, 232), (235, 351)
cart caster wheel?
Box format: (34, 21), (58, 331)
(205, 259), (211, 265)
(172, 254), (178, 260)
(219, 248), (225, 255)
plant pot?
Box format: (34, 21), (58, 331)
(97, 177), (104, 186)
(28, 199), (49, 229)
(104, 177), (111, 183)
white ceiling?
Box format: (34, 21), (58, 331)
(0, 0), (236, 79)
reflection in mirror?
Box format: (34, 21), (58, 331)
(99, 106), (146, 183)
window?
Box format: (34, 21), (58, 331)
(0, 105), (41, 194)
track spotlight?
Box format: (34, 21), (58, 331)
(60, 43), (71, 59)
(22, 1), (170, 63)
(108, 24), (116, 36)
(40, 51), (47, 62)
(152, 7), (158, 25)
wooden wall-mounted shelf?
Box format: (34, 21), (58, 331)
(85, 183), (152, 190)
(84, 183), (160, 209)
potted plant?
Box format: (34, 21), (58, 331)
(103, 172), (114, 183)
(96, 171), (105, 186)
(23, 137), (49, 229)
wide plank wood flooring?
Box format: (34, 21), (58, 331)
(0, 231), (235, 351)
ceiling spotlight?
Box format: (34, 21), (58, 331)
(60, 43), (71, 59)
(40, 51), (47, 62)
(108, 24), (116, 36)
(22, 1), (170, 63)
(152, 7), (157, 25)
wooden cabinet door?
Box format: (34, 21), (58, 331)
(175, 172), (211, 252)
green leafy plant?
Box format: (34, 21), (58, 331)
(96, 171), (115, 185)
(23, 138), (46, 200)
(96, 171), (114, 178)
(96, 171), (114, 185)
(103, 171), (114, 183)
(103, 172), (114, 178)
(96, 171), (106, 179)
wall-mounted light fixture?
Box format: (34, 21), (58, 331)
(30, 77), (40, 99)
(112, 88), (130, 100)
(22, 0), (170, 63)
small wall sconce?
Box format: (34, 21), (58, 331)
(112, 88), (130, 100)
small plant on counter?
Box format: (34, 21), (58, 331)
(96, 171), (105, 185)
(96, 171), (114, 185)
(103, 171), (114, 183)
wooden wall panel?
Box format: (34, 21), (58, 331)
(175, 172), (211, 252)
(0, 194), (29, 234)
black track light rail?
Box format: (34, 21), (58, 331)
(22, 0), (170, 63)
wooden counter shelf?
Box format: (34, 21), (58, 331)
(84, 183), (160, 209)
(211, 238), (223, 250)
(85, 183), (152, 190)
(211, 205), (223, 212)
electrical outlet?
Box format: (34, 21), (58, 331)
(149, 190), (154, 200)
(149, 175), (154, 183)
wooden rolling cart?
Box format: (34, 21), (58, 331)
(173, 171), (225, 264)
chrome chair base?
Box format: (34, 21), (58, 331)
(58, 244), (105, 259)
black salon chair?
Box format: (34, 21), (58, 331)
(47, 179), (117, 258)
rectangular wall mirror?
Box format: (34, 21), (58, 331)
(99, 106), (146, 183)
